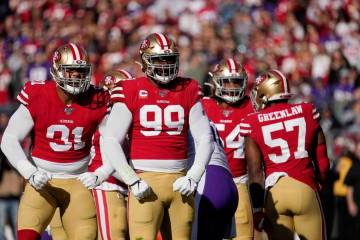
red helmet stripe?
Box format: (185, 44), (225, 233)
(69, 43), (81, 60)
(232, 58), (239, 72)
(155, 33), (169, 50)
(227, 58), (237, 74)
(272, 69), (289, 93)
(162, 34), (171, 49)
(77, 44), (84, 59)
(118, 69), (132, 79)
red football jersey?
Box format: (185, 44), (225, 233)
(240, 102), (320, 189)
(112, 76), (202, 161)
(201, 97), (254, 178)
(17, 81), (109, 163)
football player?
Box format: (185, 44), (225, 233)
(189, 122), (238, 240)
(0, 43), (112, 240)
(49, 69), (134, 240)
(201, 58), (255, 240)
(88, 69), (133, 240)
(240, 69), (329, 240)
(101, 32), (214, 240)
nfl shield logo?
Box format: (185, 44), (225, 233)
(222, 110), (232, 117)
(159, 89), (169, 97)
(64, 107), (74, 115)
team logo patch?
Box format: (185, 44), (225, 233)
(53, 50), (61, 63)
(64, 107), (74, 115)
(140, 39), (150, 50)
(159, 89), (169, 97)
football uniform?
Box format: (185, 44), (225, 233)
(116, 77), (201, 169)
(88, 130), (128, 240)
(240, 102), (326, 240)
(111, 76), (202, 240)
(15, 80), (109, 240)
(190, 122), (238, 240)
(17, 81), (109, 172)
(202, 96), (255, 240)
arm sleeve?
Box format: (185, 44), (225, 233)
(314, 127), (330, 183)
(0, 105), (37, 179)
(97, 115), (115, 177)
(187, 101), (214, 183)
(100, 102), (140, 185)
(316, 142), (330, 182)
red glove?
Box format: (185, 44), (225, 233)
(253, 209), (265, 231)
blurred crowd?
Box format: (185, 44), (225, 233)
(0, 0), (360, 239)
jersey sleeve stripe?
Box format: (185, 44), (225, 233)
(311, 105), (320, 119)
(111, 94), (125, 99)
(111, 90), (122, 95)
(20, 90), (29, 99)
(112, 86), (123, 92)
(17, 95), (28, 105)
(313, 112), (320, 120)
(239, 123), (250, 127)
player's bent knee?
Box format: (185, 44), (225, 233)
(73, 225), (97, 240)
(111, 212), (127, 237)
(51, 227), (68, 240)
(18, 211), (46, 233)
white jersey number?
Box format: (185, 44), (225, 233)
(47, 125), (85, 151)
(140, 105), (184, 136)
(261, 117), (308, 163)
(215, 123), (244, 159)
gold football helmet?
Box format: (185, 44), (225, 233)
(210, 58), (248, 103)
(139, 33), (179, 84)
(251, 69), (292, 110)
(101, 69), (133, 91)
(50, 43), (92, 95)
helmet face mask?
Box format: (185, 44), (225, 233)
(211, 58), (248, 104)
(50, 43), (92, 95)
(250, 86), (265, 111)
(140, 33), (179, 84)
(213, 76), (247, 103)
(251, 69), (292, 111)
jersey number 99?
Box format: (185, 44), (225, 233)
(140, 105), (184, 136)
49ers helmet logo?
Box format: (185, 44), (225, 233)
(53, 50), (61, 63)
(75, 60), (86, 65)
(104, 75), (115, 85)
(140, 39), (150, 50)
(255, 75), (266, 85)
